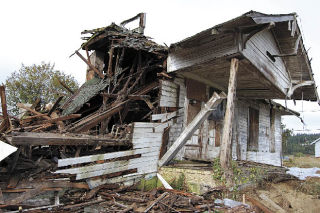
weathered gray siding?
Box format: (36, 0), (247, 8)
(167, 33), (238, 72)
(160, 76), (283, 166)
(233, 100), (282, 166)
(242, 30), (290, 95)
(166, 78), (187, 159)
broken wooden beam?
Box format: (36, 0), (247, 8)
(75, 50), (104, 79)
(11, 132), (130, 146)
(17, 103), (51, 120)
(143, 192), (169, 212)
(69, 101), (126, 133)
(47, 96), (64, 116)
(57, 78), (75, 94)
(158, 92), (226, 166)
(220, 58), (239, 177)
(36, 114), (81, 125)
(246, 195), (274, 213)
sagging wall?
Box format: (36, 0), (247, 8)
(161, 77), (283, 166)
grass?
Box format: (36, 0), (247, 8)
(283, 155), (320, 168)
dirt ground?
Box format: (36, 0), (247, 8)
(239, 173), (320, 213)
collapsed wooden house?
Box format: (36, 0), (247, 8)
(0, 11), (318, 207)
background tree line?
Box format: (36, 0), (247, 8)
(282, 125), (320, 155)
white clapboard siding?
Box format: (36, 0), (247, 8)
(76, 158), (158, 180)
(160, 98), (177, 108)
(56, 155), (157, 175)
(57, 146), (160, 167)
(57, 155), (158, 180)
(132, 132), (163, 139)
(161, 80), (179, 89)
(154, 120), (173, 132)
(161, 90), (178, 98)
(56, 122), (164, 187)
(133, 122), (160, 128)
(132, 127), (154, 133)
(152, 111), (177, 122)
(160, 80), (179, 107)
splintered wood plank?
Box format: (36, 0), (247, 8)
(70, 102), (125, 133)
(87, 172), (157, 189)
(16, 103), (51, 120)
(11, 132), (130, 146)
(158, 92), (226, 166)
(37, 114), (81, 124)
(56, 155), (156, 175)
(57, 147), (160, 167)
(56, 156), (158, 180)
(75, 50), (104, 79)
(152, 111), (177, 122)
(133, 122), (159, 128)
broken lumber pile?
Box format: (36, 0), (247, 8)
(0, 13), (185, 211)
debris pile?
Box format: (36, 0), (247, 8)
(0, 13), (173, 211)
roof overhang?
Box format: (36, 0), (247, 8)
(167, 11), (319, 103)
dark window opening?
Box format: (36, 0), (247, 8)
(270, 108), (276, 152)
(248, 107), (259, 151)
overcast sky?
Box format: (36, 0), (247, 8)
(1, 0), (319, 133)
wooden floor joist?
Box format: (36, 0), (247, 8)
(158, 92), (226, 167)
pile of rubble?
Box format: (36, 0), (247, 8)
(0, 13), (171, 211)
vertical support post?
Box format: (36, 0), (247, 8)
(0, 86), (9, 132)
(220, 58), (239, 177)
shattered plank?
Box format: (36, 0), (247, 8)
(56, 156), (158, 180)
(37, 114), (81, 124)
(17, 103), (51, 120)
(143, 192), (169, 213)
(69, 102), (126, 133)
(47, 96), (64, 116)
(11, 132), (130, 146)
(58, 146), (160, 167)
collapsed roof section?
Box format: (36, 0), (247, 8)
(167, 11), (318, 103)
(81, 23), (166, 55)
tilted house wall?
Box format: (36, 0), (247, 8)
(160, 11), (319, 167)
(159, 78), (287, 166)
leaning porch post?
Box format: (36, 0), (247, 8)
(220, 58), (239, 180)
